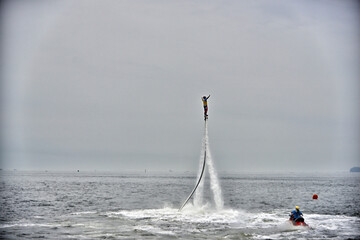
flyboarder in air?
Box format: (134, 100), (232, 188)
(202, 95), (210, 120)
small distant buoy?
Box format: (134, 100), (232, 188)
(313, 194), (318, 200)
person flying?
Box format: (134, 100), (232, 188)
(290, 206), (303, 222)
(202, 95), (210, 118)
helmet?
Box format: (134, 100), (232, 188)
(296, 206), (300, 210)
(203, 96), (206, 99)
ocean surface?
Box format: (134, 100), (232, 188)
(1, 171), (359, 239)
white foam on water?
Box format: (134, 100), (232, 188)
(116, 206), (242, 227)
(0, 222), (59, 229)
(134, 225), (176, 236)
(112, 207), (309, 239)
(231, 211), (360, 239)
(2, 208), (357, 239)
(71, 211), (97, 215)
(304, 213), (360, 237)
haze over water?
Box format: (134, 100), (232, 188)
(2, 0), (359, 173)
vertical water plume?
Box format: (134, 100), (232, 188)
(206, 145), (224, 210)
(205, 122), (224, 210)
(193, 121), (223, 210)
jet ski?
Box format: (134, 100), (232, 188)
(289, 216), (308, 227)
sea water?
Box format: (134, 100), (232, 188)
(1, 171), (359, 239)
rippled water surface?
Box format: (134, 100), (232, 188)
(1, 171), (359, 239)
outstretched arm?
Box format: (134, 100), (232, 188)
(207, 95), (210, 99)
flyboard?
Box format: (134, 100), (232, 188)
(179, 116), (208, 211)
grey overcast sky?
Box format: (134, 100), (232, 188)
(1, 0), (359, 172)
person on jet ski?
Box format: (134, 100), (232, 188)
(290, 206), (304, 222)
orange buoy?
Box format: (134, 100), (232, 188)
(313, 194), (318, 199)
